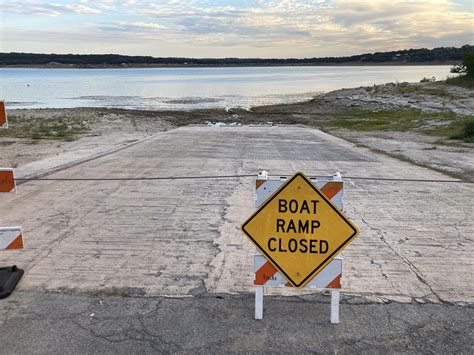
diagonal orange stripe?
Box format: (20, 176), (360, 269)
(320, 182), (343, 200)
(0, 101), (6, 127)
(326, 274), (341, 289)
(6, 234), (24, 250)
(256, 180), (266, 190)
(254, 261), (279, 285)
(0, 170), (15, 193)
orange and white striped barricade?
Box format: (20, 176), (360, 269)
(253, 171), (344, 323)
(0, 169), (23, 248)
(0, 227), (24, 251)
(0, 101), (8, 128)
(0, 168), (16, 193)
(0, 156), (25, 297)
(0, 227), (24, 299)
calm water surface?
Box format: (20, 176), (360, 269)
(0, 66), (452, 110)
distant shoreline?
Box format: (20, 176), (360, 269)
(0, 61), (458, 69)
(1, 45), (470, 68)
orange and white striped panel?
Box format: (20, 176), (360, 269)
(254, 255), (341, 288)
(0, 227), (24, 250)
(256, 178), (343, 210)
(0, 168), (16, 193)
(0, 101), (7, 128)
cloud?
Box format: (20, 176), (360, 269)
(99, 21), (167, 33)
(93, 0), (470, 52)
(2, 1), (102, 16)
(328, 0), (459, 26)
(1, 0), (472, 57)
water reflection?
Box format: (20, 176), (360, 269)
(0, 66), (452, 110)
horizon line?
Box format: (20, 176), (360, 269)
(2, 44), (472, 61)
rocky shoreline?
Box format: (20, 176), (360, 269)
(1, 81), (473, 180)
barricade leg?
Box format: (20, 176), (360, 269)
(255, 286), (263, 320)
(330, 290), (340, 324)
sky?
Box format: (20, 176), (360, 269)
(0, 0), (473, 58)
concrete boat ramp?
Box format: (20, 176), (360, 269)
(1, 125), (472, 353)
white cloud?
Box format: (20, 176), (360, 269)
(1, 0), (472, 57)
(2, 1), (102, 16)
(97, 21), (167, 34)
(97, 0), (470, 53)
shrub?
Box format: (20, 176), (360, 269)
(451, 52), (474, 78)
(451, 119), (474, 143)
(420, 76), (436, 83)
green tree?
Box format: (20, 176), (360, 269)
(451, 52), (474, 78)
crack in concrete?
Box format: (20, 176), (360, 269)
(453, 211), (473, 243)
(26, 183), (123, 274)
(369, 259), (404, 295)
(346, 200), (451, 305)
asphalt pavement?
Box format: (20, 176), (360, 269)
(1, 291), (473, 353)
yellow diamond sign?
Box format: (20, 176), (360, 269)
(242, 172), (359, 288)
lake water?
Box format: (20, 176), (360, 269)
(0, 66), (452, 110)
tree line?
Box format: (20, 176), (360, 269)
(1, 45), (472, 67)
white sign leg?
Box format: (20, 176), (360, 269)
(331, 289), (340, 324)
(255, 286), (263, 320)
